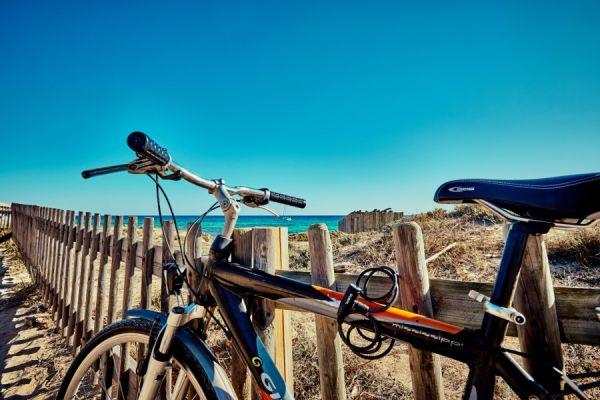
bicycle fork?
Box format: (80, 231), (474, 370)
(137, 304), (206, 400)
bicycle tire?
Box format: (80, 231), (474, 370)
(57, 318), (222, 400)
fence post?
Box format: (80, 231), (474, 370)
(308, 223), (347, 400)
(67, 211), (85, 340)
(230, 229), (253, 400)
(140, 217), (154, 310)
(94, 215), (112, 334)
(83, 213), (101, 343)
(50, 209), (65, 314)
(513, 233), (564, 392)
(73, 211), (92, 352)
(107, 216), (125, 324)
(161, 220), (176, 314)
(229, 227), (293, 400)
(392, 222), (445, 400)
(56, 210), (74, 326)
(252, 227), (291, 399)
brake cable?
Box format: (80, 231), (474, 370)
(147, 173), (231, 339)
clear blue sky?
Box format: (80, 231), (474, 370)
(1, 1), (598, 215)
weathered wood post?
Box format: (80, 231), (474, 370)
(50, 209), (65, 313)
(230, 227), (293, 400)
(140, 217), (154, 310)
(308, 223), (347, 400)
(94, 215), (112, 334)
(252, 227), (293, 399)
(513, 232), (564, 392)
(56, 210), (74, 326)
(161, 220), (176, 314)
(186, 222), (203, 329)
(73, 211), (92, 352)
(82, 213), (101, 343)
(67, 211), (85, 340)
(392, 222), (445, 400)
(107, 215), (125, 324)
(230, 228), (253, 400)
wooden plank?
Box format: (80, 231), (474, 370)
(230, 228), (253, 400)
(514, 233), (564, 392)
(82, 213), (101, 343)
(67, 211), (85, 340)
(273, 227), (293, 392)
(107, 216), (125, 324)
(161, 220), (176, 314)
(185, 222), (203, 330)
(44, 208), (54, 299)
(94, 215), (112, 334)
(38, 206), (50, 294)
(308, 223), (346, 400)
(42, 208), (53, 303)
(140, 217), (154, 310)
(73, 211), (92, 352)
(122, 216), (139, 315)
(120, 216), (139, 400)
(55, 210), (73, 325)
(60, 211), (76, 333)
(250, 227), (289, 400)
(50, 209), (65, 313)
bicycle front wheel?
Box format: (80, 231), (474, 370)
(58, 318), (219, 400)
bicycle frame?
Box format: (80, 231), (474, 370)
(126, 166), (556, 400)
(136, 221), (555, 400)
(203, 220), (552, 400)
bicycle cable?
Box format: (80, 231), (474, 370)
(147, 173), (231, 337)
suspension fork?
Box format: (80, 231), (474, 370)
(137, 304), (207, 399)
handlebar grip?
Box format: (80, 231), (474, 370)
(269, 191), (307, 209)
(82, 164), (130, 179)
(127, 131), (171, 166)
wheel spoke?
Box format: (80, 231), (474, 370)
(61, 327), (210, 400)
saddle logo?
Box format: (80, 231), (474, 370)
(449, 186), (475, 193)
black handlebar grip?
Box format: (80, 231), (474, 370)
(81, 163), (130, 179)
(127, 131), (171, 166)
(269, 191), (307, 209)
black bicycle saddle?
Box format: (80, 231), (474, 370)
(434, 173), (600, 222)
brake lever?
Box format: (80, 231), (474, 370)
(258, 205), (280, 218)
(240, 197), (280, 217)
(128, 158), (156, 174)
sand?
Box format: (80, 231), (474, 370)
(0, 242), (72, 399)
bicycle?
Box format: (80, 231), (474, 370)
(58, 131), (600, 399)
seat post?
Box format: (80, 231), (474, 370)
(481, 222), (549, 346)
(463, 221), (551, 400)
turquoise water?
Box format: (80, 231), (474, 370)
(138, 215), (342, 236)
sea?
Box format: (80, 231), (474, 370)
(136, 215), (343, 236)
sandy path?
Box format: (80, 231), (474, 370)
(0, 242), (72, 400)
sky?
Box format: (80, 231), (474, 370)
(0, 1), (599, 216)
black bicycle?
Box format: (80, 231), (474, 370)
(58, 132), (600, 399)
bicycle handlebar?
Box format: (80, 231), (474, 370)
(127, 131), (171, 166)
(269, 191), (307, 208)
(82, 163), (130, 179)
(81, 132), (307, 209)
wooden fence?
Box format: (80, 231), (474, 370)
(6, 203), (600, 400)
(338, 209), (404, 233)
(0, 203), (10, 230)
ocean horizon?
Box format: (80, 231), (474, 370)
(130, 215), (342, 236)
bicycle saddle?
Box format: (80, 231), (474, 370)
(434, 173), (600, 223)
